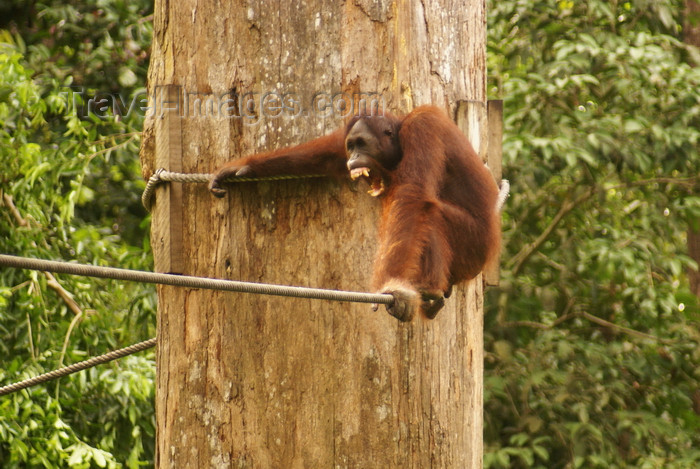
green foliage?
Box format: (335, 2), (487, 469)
(486, 0), (700, 467)
(0, 1), (154, 467)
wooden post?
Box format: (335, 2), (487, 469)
(152, 85), (183, 275)
(455, 99), (503, 286)
(485, 100), (504, 286)
(141, 1), (488, 467)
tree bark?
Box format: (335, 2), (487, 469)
(141, 1), (488, 467)
(685, 0), (700, 297)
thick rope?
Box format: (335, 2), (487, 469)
(0, 338), (156, 397)
(143, 169), (510, 211)
(142, 169), (325, 210)
(0, 254), (393, 306)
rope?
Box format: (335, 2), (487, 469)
(141, 169), (325, 210)
(0, 253), (391, 395)
(0, 338), (156, 397)
(0, 254), (393, 306)
(143, 169), (510, 214)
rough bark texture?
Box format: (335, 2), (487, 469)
(142, 1), (488, 467)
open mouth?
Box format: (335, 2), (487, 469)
(349, 167), (385, 197)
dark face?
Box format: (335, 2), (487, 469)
(344, 117), (401, 197)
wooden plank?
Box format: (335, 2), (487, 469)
(453, 99), (486, 467)
(152, 84), (184, 274)
(485, 100), (504, 286)
(455, 99), (488, 163)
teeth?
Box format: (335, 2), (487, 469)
(350, 167), (370, 180)
(368, 180), (385, 197)
(350, 167), (384, 196)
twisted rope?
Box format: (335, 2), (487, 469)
(0, 338), (156, 397)
(0, 254), (393, 305)
(142, 169), (325, 210)
(142, 169), (510, 214)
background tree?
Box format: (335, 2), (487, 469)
(484, 0), (700, 467)
(685, 0), (700, 297)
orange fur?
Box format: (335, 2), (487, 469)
(210, 105), (500, 320)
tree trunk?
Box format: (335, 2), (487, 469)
(685, 0), (700, 297)
(141, 1), (488, 467)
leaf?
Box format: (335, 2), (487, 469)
(493, 340), (512, 359)
(93, 449), (107, 467)
(533, 445), (550, 461)
(623, 119), (645, 133)
(67, 444), (86, 465)
(510, 432), (530, 446)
